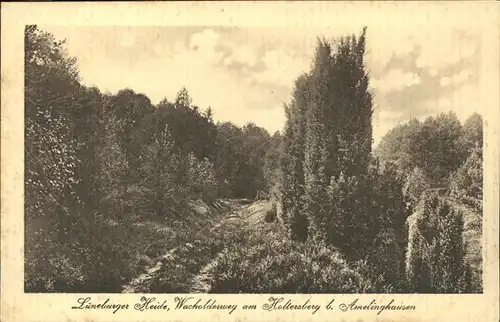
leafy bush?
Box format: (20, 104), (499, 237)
(25, 201), (172, 293)
(376, 112), (471, 184)
(24, 186), (226, 293)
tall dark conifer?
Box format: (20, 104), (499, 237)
(280, 28), (374, 243)
(280, 74), (310, 241)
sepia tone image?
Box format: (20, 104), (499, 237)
(24, 23), (483, 295)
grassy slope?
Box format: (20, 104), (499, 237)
(24, 182), (241, 293)
(117, 196), (248, 293)
(139, 200), (272, 293)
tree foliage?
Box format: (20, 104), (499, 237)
(406, 193), (472, 292)
(24, 26), (276, 292)
(460, 113), (483, 153)
(264, 131), (283, 199)
(280, 29), (374, 242)
(214, 121), (272, 199)
(449, 146), (483, 209)
(403, 167), (431, 211)
(25, 25), (81, 232)
(376, 112), (482, 185)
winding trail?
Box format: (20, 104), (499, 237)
(188, 200), (270, 293)
(122, 247), (178, 293)
(188, 254), (223, 293)
(121, 199), (270, 293)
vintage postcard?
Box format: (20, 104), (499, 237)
(1, 1), (499, 321)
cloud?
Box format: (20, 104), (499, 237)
(365, 27), (479, 79)
(152, 41), (168, 55)
(223, 45), (258, 68)
(42, 25), (488, 146)
(440, 69), (472, 86)
(251, 49), (310, 86)
(372, 69), (420, 93)
(429, 68), (439, 77)
(366, 35), (416, 72)
(419, 82), (482, 122)
(415, 32), (477, 70)
(180, 29), (224, 65)
(189, 29), (220, 51)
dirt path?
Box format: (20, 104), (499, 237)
(122, 247), (178, 293)
(188, 200), (270, 293)
(188, 253), (223, 293)
(121, 199), (270, 293)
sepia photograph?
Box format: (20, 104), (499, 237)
(24, 22), (484, 294)
(2, 2), (499, 321)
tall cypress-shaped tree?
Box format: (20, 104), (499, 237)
(304, 39), (332, 240)
(332, 28), (372, 178)
(280, 28), (373, 243)
(280, 74), (310, 241)
(310, 29), (373, 241)
(324, 28), (374, 252)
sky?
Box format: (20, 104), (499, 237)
(42, 8), (491, 146)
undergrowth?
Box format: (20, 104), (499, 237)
(209, 215), (389, 293)
(24, 188), (226, 293)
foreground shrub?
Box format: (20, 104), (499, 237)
(306, 161), (409, 289)
(24, 189), (183, 293)
(210, 228), (384, 293)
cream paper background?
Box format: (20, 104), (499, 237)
(1, 2), (499, 322)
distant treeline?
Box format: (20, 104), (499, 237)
(376, 111), (482, 184)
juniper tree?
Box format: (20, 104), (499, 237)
(280, 74), (310, 241)
(406, 193), (471, 292)
(330, 29), (373, 178)
(140, 126), (177, 216)
(280, 28), (374, 243)
(306, 29), (373, 242)
(303, 39), (333, 240)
